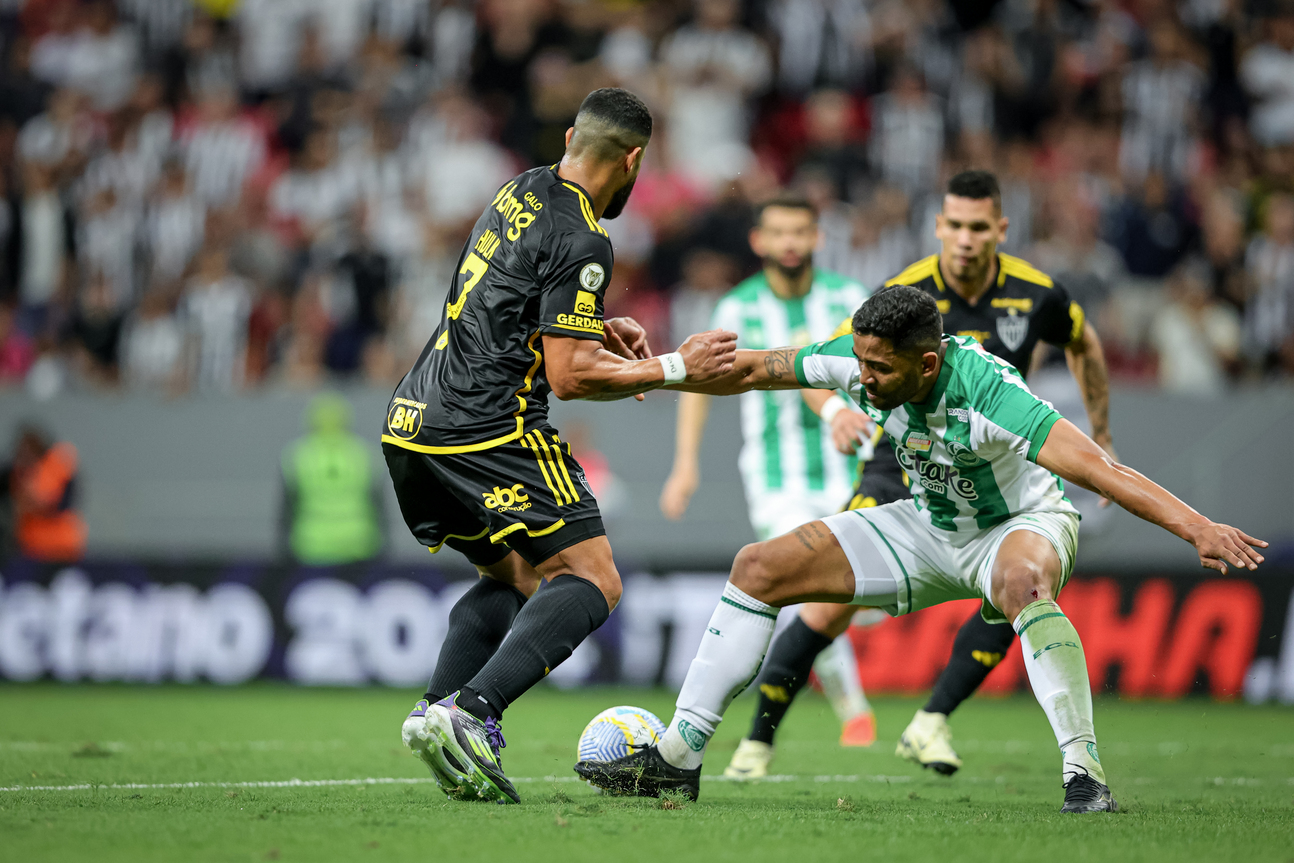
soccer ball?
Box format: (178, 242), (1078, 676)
(577, 705), (666, 763)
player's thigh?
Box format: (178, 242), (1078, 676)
(984, 523), (1071, 624)
(825, 501), (964, 616)
(382, 442), (511, 569)
(729, 521), (856, 606)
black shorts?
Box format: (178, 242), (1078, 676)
(842, 434), (911, 511)
(383, 427), (605, 568)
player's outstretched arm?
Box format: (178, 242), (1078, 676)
(669, 346), (813, 395)
(544, 328), (737, 401)
(1036, 419), (1267, 575)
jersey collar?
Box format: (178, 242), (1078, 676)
(762, 267), (817, 301)
(936, 254), (1003, 305)
(552, 166), (595, 204)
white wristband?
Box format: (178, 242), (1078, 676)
(659, 352), (687, 384)
(820, 394), (849, 423)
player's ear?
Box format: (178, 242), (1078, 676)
(748, 224), (764, 257)
(624, 146), (643, 174)
(997, 215), (1009, 244)
(565, 127), (574, 148)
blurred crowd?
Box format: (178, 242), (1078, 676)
(0, 0), (1292, 398)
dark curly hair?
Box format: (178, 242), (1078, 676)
(852, 285), (943, 355)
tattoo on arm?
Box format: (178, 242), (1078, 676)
(763, 348), (796, 381)
(1083, 355), (1110, 438)
(1068, 326), (1111, 444)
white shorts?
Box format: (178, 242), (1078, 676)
(822, 500), (1080, 624)
(748, 491), (845, 541)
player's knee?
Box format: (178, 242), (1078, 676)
(567, 567), (621, 612)
(993, 562), (1054, 623)
(730, 541), (782, 602)
(599, 571), (623, 611)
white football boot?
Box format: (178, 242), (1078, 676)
(401, 698), (464, 797)
(895, 709), (962, 775)
(723, 738), (774, 780)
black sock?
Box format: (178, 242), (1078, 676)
(459, 574), (610, 721)
(747, 616), (834, 745)
(923, 611), (1016, 716)
(423, 577), (528, 702)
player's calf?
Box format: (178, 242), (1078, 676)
(988, 530), (1114, 810)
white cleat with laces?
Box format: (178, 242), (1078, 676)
(723, 738), (774, 780)
(896, 709), (963, 775)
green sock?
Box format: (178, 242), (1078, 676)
(1013, 600), (1106, 785)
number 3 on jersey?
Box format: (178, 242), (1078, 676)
(436, 252), (490, 350)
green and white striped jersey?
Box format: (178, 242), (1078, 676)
(711, 270), (869, 503)
(794, 334), (1078, 545)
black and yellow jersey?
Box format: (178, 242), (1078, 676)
(884, 253), (1084, 379)
(383, 166), (613, 453)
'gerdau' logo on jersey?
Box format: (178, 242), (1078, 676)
(896, 446), (979, 501)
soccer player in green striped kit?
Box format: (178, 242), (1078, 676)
(660, 193), (879, 749)
(578, 285), (1267, 812)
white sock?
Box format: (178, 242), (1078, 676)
(658, 582), (778, 769)
(1014, 599), (1106, 785)
(813, 633), (869, 721)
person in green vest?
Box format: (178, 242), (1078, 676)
(281, 393), (385, 565)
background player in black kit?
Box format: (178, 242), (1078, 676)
(725, 171), (1117, 780)
(389, 88), (738, 804)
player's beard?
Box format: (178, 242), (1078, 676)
(766, 251), (813, 282)
(602, 178), (636, 220)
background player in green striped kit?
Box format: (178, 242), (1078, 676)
(729, 170), (1117, 779)
(659, 195), (880, 751)
(576, 285), (1267, 813)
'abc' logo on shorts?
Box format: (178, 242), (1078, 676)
(574, 290), (597, 316)
(483, 484), (530, 510)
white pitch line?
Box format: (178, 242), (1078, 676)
(5, 739), (1292, 755)
(0, 775), (901, 793)
(3, 774), (1290, 793)
(0, 777), (444, 792)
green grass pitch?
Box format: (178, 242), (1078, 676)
(1, 685), (1291, 862)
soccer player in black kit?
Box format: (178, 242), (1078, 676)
(388, 88), (738, 804)
(724, 170), (1117, 779)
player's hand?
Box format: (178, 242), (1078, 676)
(1095, 439), (1118, 508)
(830, 409), (874, 455)
(660, 465), (699, 520)
(605, 317), (652, 360)
(1184, 522), (1267, 575)
(602, 324), (648, 400)
(678, 329), (738, 383)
